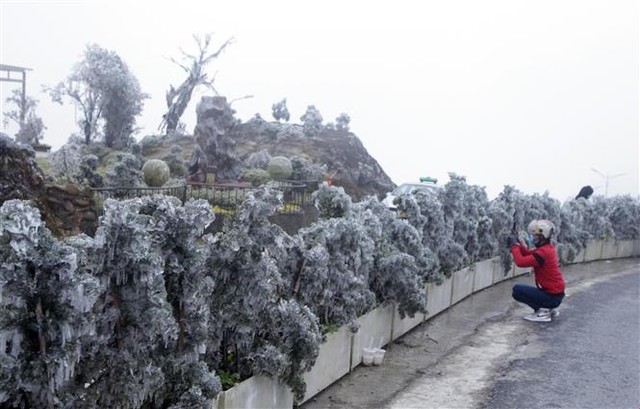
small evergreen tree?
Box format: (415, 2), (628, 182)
(271, 98), (291, 122)
(300, 105), (323, 137)
(0, 200), (102, 408)
(2, 89), (46, 145)
(335, 113), (351, 132)
(204, 187), (322, 401)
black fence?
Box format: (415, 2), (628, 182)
(91, 180), (318, 216)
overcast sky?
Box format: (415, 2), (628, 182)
(1, 0), (638, 200)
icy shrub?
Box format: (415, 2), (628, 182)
(49, 139), (86, 182)
(607, 195), (640, 239)
(245, 149), (271, 169)
(142, 158), (171, 187)
(271, 98), (290, 122)
(354, 197), (433, 318)
(163, 144), (188, 177)
(267, 156), (293, 180)
(242, 168), (271, 186)
(300, 105), (323, 137)
(139, 134), (164, 155)
(335, 113), (351, 131)
(105, 152), (144, 189)
(312, 184), (352, 218)
(204, 187), (321, 402)
(0, 200), (102, 408)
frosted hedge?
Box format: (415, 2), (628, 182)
(1, 177), (639, 408)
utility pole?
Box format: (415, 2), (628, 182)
(591, 168), (625, 197)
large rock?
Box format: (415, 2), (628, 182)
(231, 123), (396, 200)
(0, 134), (97, 237)
(0, 134), (46, 204)
(193, 96), (243, 181)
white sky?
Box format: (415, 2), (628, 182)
(1, 0), (638, 200)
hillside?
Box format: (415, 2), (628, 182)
(141, 100), (396, 200)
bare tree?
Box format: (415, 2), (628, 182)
(160, 34), (234, 136)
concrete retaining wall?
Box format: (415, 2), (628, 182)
(213, 239), (639, 408)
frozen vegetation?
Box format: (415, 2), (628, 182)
(1, 176), (639, 408)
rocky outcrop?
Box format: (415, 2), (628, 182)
(44, 184), (98, 237)
(230, 122), (396, 201)
(0, 134), (97, 237)
(0, 134), (47, 204)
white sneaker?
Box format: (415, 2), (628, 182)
(550, 308), (560, 318)
(523, 308), (551, 322)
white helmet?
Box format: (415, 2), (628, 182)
(527, 219), (555, 239)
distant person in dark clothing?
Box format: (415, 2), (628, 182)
(507, 220), (566, 322)
(575, 185), (594, 200)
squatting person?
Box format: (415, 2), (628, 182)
(507, 219), (566, 322)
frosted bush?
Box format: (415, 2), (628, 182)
(300, 105), (323, 137)
(242, 168), (271, 186)
(105, 152), (144, 189)
(203, 187), (321, 401)
(245, 149), (271, 169)
(607, 195), (640, 239)
(313, 184), (352, 218)
(142, 158), (171, 186)
(49, 139), (86, 182)
(0, 200), (102, 408)
(267, 156), (293, 180)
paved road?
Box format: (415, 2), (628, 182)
(479, 267), (639, 409)
(301, 258), (639, 409)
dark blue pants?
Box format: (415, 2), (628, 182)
(512, 284), (564, 312)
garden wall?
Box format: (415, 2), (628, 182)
(213, 239), (640, 409)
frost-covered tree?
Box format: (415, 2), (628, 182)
(0, 200), (102, 408)
(205, 187), (322, 401)
(555, 199), (588, 264)
(271, 98), (291, 122)
(397, 185), (462, 277)
(160, 34), (233, 135)
(576, 195), (614, 240)
(438, 174), (490, 266)
(300, 105), (323, 137)
(47, 44), (147, 147)
(292, 186), (376, 330)
(136, 196), (221, 408)
(606, 195), (640, 239)
(353, 197), (434, 318)
(66, 198), (179, 409)
(2, 89), (46, 145)
(335, 113), (351, 132)
(489, 185), (531, 273)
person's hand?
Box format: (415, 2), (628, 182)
(506, 235), (520, 248)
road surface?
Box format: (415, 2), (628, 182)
(301, 258), (639, 409)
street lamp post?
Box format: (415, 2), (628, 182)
(591, 168), (625, 197)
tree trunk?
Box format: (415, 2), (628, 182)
(35, 298), (47, 355)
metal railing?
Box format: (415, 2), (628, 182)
(91, 180), (317, 215)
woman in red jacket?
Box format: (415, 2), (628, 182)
(507, 219), (566, 322)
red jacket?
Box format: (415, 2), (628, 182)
(510, 242), (565, 295)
